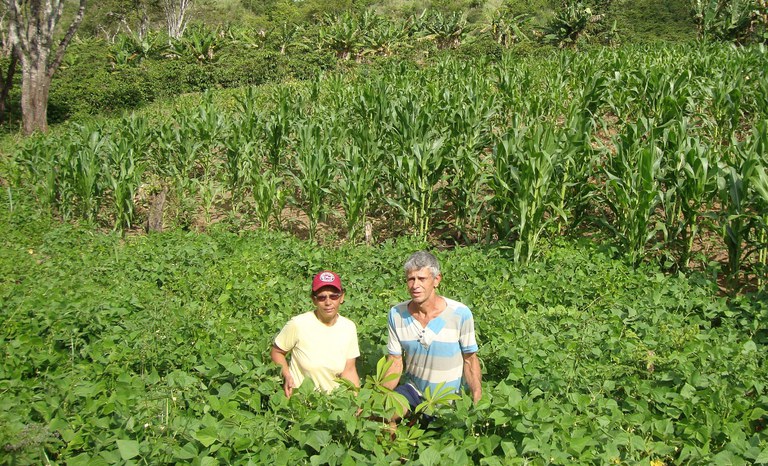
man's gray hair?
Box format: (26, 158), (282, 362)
(404, 251), (441, 277)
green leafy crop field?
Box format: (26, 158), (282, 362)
(1, 193), (766, 465)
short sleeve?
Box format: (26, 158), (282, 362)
(274, 319), (298, 352)
(386, 308), (402, 355)
(347, 323), (361, 359)
(459, 308), (478, 353)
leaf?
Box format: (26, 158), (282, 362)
(303, 430), (332, 452)
(418, 446), (442, 465)
(194, 426), (219, 448)
(173, 442), (198, 460)
(116, 439), (140, 460)
(755, 447), (768, 464)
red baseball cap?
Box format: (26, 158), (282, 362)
(311, 270), (342, 292)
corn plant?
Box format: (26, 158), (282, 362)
(387, 135), (448, 241)
(251, 169), (287, 230)
(489, 125), (564, 264)
(223, 120), (258, 212)
(716, 122), (768, 286)
(658, 120), (718, 270)
(751, 160), (768, 287)
(67, 127), (107, 222)
(335, 140), (381, 242)
(263, 87), (301, 170)
(106, 137), (144, 232)
(443, 80), (496, 241)
(703, 76), (745, 146)
(195, 177), (223, 226)
(16, 135), (60, 211)
(288, 120), (336, 241)
(554, 71), (608, 232)
(156, 121), (203, 227)
(599, 118), (664, 266)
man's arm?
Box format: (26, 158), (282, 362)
(340, 358), (360, 387)
(462, 352), (482, 403)
(270, 345), (296, 398)
(382, 354), (403, 390)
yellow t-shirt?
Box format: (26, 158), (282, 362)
(274, 311), (360, 393)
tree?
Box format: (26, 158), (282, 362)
(0, 9), (20, 123)
(5, 0), (87, 134)
(163, 0), (190, 38)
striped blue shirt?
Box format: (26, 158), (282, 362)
(387, 297), (478, 395)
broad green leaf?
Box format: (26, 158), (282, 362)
(194, 426), (219, 448)
(116, 439), (140, 460)
(303, 430), (332, 452)
(173, 442), (198, 460)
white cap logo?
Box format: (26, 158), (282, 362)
(319, 272), (336, 282)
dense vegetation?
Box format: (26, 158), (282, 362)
(1, 195), (766, 464)
(2, 0), (768, 464)
(9, 42), (768, 286)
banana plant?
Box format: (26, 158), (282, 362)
(692, 0), (759, 43)
(485, 9), (531, 47)
(169, 25), (221, 63)
(544, 2), (598, 48)
(416, 10), (468, 49)
(362, 18), (411, 57)
(318, 11), (362, 60)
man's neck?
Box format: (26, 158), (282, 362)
(409, 294), (445, 319)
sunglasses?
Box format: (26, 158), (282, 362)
(313, 292), (342, 302)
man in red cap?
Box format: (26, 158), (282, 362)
(270, 270), (360, 397)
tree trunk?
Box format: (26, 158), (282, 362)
(5, 0), (88, 135)
(19, 59), (51, 134)
(0, 48), (18, 123)
(164, 0), (191, 39)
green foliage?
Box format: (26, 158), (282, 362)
(543, 1), (600, 47)
(1, 191), (766, 464)
(692, 0), (766, 44)
(13, 42), (768, 286)
(606, 0), (696, 43)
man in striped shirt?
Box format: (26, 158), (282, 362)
(383, 251), (482, 414)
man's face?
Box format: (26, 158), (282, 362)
(406, 267), (441, 305)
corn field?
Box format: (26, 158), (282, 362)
(10, 42), (768, 286)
